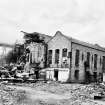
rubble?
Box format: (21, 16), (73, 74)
(0, 82), (105, 105)
(0, 83), (27, 105)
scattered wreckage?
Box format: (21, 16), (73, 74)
(94, 83), (105, 101)
(94, 92), (105, 100)
(0, 65), (46, 83)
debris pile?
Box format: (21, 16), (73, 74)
(33, 82), (104, 105)
(0, 83), (27, 105)
(0, 82), (105, 105)
(9, 82), (105, 105)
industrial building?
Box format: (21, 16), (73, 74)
(23, 31), (105, 83)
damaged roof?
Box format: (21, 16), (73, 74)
(21, 31), (105, 52)
(21, 31), (52, 43)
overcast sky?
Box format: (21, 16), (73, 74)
(0, 0), (105, 47)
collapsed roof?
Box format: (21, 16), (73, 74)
(21, 31), (52, 43)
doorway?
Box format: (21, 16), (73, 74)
(54, 69), (59, 81)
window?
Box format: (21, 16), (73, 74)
(55, 49), (60, 64)
(75, 49), (80, 67)
(87, 52), (90, 68)
(102, 56), (105, 72)
(62, 48), (67, 57)
(82, 53), (84, 61)
(92, 55), (93, 63)
(94, 54), (97, 69)
(68, 52), (72, 58)
(48, 50), (52, 64)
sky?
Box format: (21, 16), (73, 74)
(0, 0), (105, 47)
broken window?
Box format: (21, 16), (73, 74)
(94, 54), (97, 69)
(102, 56), (105, 72)
(74, 70), (79, 80)
(87, 52), (90, 68)
(62, 48), (67, 57)
(75, 49), (80, 67)
(55, 49), (60, 64)
(48, 50), (52, 64)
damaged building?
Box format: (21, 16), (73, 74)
(22, 31), (51, 69)
(22, 31), (105, 83)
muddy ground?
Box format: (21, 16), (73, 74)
(0, 81), (105, 105)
